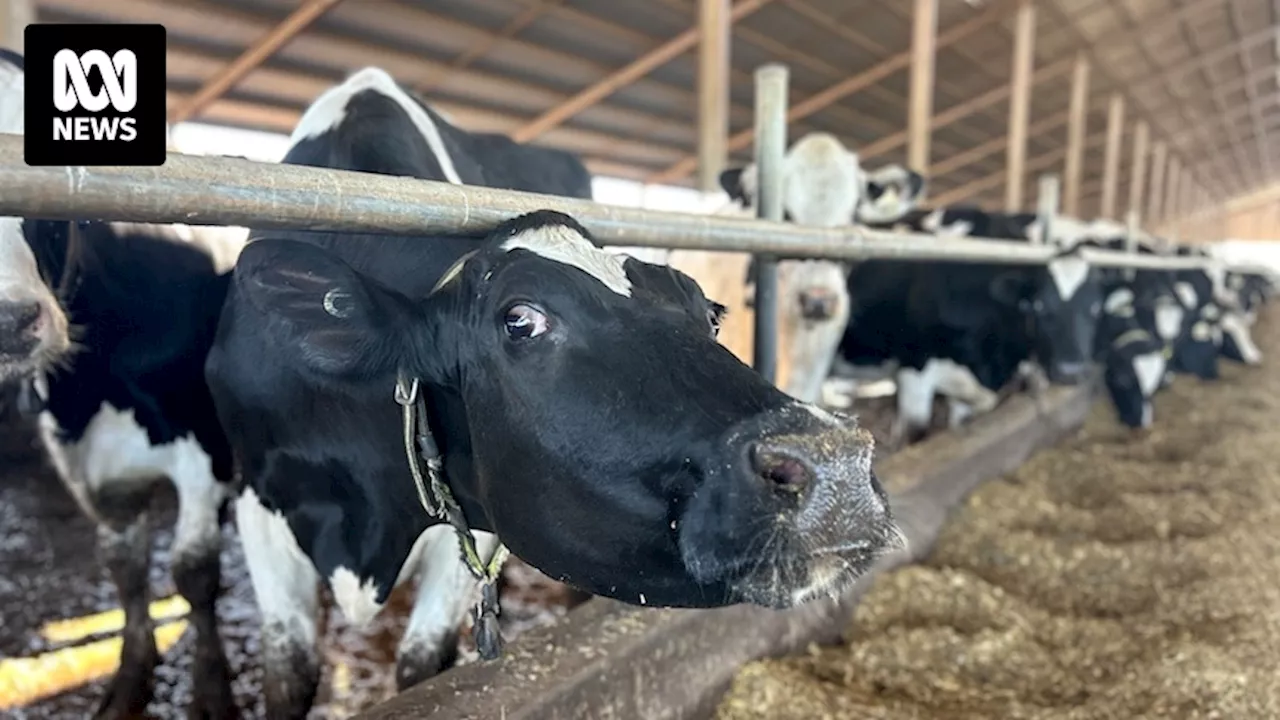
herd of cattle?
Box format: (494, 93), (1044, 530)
(0, 49), (1272, 720)
(719, 132), (1272, 442)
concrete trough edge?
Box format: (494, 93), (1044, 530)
(354, 382), (1095, 720)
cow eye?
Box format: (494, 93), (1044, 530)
(503, 303), (549, 340)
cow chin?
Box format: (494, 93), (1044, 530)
(725, 523), (906, 609)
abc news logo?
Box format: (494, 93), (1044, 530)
(25, 24), (165, 166)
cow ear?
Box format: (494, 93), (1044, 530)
(988, 270), (1029, 307)
(856, 165), (927, 224)
(719, 167), (745, 200)
(234, 239), (421, 378)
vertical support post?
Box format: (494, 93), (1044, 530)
(1127, 120), (1149, 223)
(1124, 208), (1140, 280)
(1005, 0), (1036, 212)
(1099, 93), (1125, 219)
(1035, 174), (1059, 245)
(0, 0), (33, 52)
(1062, 52), (1089, 216)
(1147, 140), (1168, 228)
(697, 0), (731, 193)
(752, 63), (788, 384)
(908, 0), (938, 173)
(1165, 156), (1182, 229)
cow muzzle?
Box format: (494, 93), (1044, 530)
(723, 406), (904, 608)
(798, 287), (840, 321)
(0, 298), (70, 383)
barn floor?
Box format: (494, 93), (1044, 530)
(717, 312), (1280, 720)
(0, 411), (582, 719)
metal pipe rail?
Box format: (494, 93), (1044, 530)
(0, 136), (1260, 275)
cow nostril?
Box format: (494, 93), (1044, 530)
(0, 301), (41, 334)
(750, 444), (814, 494)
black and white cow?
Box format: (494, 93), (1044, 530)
(0, 50), (70, 385)
(716, 132), (926, 403)
(837, 205), (1104, 442)
(0, 51), (249, 719)
(1095, 281), (1170, 428)
(206, 69), (903, 720)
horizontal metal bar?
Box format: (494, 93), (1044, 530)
(0, 137), (1264, 276)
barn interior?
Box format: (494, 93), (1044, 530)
(1, 0), (1279, 718)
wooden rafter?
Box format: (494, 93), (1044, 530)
(417, 0), (566, 95)
(167, 0), (345, 124)
(646, 0), (1013, 184)
(511, 0), (776, 143)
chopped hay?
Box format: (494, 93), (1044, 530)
(718, 310), (1280, 720)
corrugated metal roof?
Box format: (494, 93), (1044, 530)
(37, 0), (1280, 215)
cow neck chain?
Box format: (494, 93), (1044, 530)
(394, 370), (510, 661)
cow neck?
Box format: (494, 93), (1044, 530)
(394, 369), (509, 661)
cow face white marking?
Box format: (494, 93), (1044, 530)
(501, 222), (631, 297)
(290, 67), (464, 185)
(1047, 256), (1089, 300)
(1154, 299), (1184, 341)
(329, 566), (383, 628)
(1104, 288), (1134, 315)
(1220, 312), (1262, 365)
(922, 209), (973, 237)
(1191, 321), (1212, 342)
(0, 56), (70, 382)
(1132, 351), (1166, 397)
(1174, 282), (1197, 308)
(782, 133), (863, 229)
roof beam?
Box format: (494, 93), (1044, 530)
(167, 0), (345, 124)
(418, 0), (565, 95)
(860, 57), (1072, 163)
(647, 0), (1013, 184)
(930, 108), (1071, 178)
(511, 0), (775, 143)
(1228, 0), (1275, 184)
(931, 131), (1108, 207)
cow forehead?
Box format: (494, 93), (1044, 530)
(1047, 256), (1089, 300)
(1132, 352), (1166, 396)
(500, 223), (632, 297)
(1104, 288), (1134, 314)
(0, 217), (47, 297)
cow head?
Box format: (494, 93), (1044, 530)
(990, 250), (1102, 385)
(0, 51), (71, 384)
(232, 210), (903, 610)
(718, 133), (926, 228)
(1219, 310), (1262, 366)
(1172, 305), (1222, 380)
(1098, 289), (1166, 429)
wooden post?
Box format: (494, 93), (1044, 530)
(0, 0), (32, 52)
(1147, 140), (1168, 226)
(697, 0), (732, 193)
(1062, 52), (1089, 216)
(1165, 156), (1182, 228)
(908, 0), (939, 172)
(1005, 0), (1036, 212)
(1127, 120), (1149, 222)
(168, 0), (346, 124)
(1099, 93), (1125, 219)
